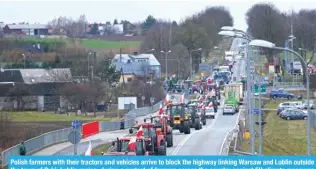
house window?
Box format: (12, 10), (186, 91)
(127, 77), (133, 82)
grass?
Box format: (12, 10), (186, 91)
(80, 39), (142, 49)
(0, 111), (115, 122)
(239, 100), (316, 155)
(92, 143), (112, 155)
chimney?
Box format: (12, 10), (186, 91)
(133, 52), (138, 55)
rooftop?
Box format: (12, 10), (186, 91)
(113, 53), (160, 66)
(6, 24), (47, 30)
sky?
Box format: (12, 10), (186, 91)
(0, 0), (315, 31)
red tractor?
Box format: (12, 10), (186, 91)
(148, 115), (173, 147)
(129, 122), (167, 155)
(107, 137), (151, 156)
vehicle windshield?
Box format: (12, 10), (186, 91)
(120, 140), (133, 152)
(143, 128), (150, 138)
(135, 140), (143, 154)
(171, 106), (181, 115)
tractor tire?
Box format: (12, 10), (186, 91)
(157, 145), (167, 155)
(202, 118), (206, 125)
(195, 118), (201, 130)
(166, 133), (173, 147)
(179, 127), (184, 133)
(183, 121), (191, 134)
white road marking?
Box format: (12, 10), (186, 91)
(218, 106), (242, 155)
(171, 99), (224, 155)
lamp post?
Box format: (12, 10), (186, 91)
(218, 29), (256, 155)
(161, 50), (171, 79)
(87, 52), (92, 77)
(145, 49), (155, 53)
(249, 39), (312, 155)
(22, 54), (26, 68)
(190, 48), (202, 80)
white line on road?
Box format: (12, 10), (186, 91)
(218, 106), (242, 155)
(171, 99), (224, 155)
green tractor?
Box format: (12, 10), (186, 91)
(167, 103), (191, 134)
(185, 105), (204, 129)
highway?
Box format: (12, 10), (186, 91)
(35, 38), (245, 156)
(169, 38), (246, 155)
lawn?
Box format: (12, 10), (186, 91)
(239, 100), (316, 155)
(80, 39), (142, 49)
(0, 111), (115, 122)
(92, 143), (112, 155)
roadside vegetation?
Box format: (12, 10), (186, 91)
(238, 99), (316, 155)
(92, 143), (112, 155)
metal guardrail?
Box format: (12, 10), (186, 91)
(274, 82), (305, 90)
(1, 101), (162, 167)
(220, 126), (238, 155)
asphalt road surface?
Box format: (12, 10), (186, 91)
(170, 38), (245, 155)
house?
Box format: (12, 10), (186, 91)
(0, 22), (4, 33)
(3, 24), (48, 35)
(104, 24), (124, 35)
(112, 52), (161, 82)
(119, 72), (136, 83)
(0, 68), (72, 111)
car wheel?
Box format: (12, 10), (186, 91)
(286, 117), (291, 120)
(287, 96), (291, 100)
(304, 117), (308, 120)
(273, 96), (277, 99)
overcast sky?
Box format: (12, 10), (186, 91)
(1, 0), (315, 31)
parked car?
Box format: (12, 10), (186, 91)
(302, 100), (315, 109)
(291, 101), (303, 109)
(277, 102), (298, 115)
(279, 109), (307, 120)
(269, 89), (295, 99)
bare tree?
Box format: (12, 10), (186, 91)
(0, 112), (13, 150)
(103, 25), (120, 36)
(169, 43), (190, 78)
(47, 15), (88, 38)
(6, 84), (32, 111)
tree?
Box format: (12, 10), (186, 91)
(246, 3), (289, 63)
(89, 23), (100, 35)
(113, 19), (118, 25)
(6, 84), (32, 111)
(292, 9), (316, 64)
(141, 15), (157, 35)
(169, 43), (190, 77)
(0, 112), (13, 150)
(173, 21), (209, 73)
(95, 59), (120, 83)
(140, 22), (173, 73)
(60, 82), (106, 117)
(194, 6), (234, 45)
(47, 15), (88, 38)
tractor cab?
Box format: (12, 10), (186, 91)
(167, 103), (191, 134)
(110, 137), (149, 156)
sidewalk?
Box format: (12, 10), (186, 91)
(32, 109), (161, 155)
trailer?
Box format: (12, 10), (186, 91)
(224, 82), (244, 104)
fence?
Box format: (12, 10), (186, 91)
(1, 101), (162, 167)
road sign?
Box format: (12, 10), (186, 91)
(71, 120), (81, 129)
(253, 84), (267, 94)
(252, 108), (261, 114)
(68, 130), (81, 144)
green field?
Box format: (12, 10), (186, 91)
(80, 39), (142, 49)
(239, 100), (316, 155)
(0, 111), (114, 122)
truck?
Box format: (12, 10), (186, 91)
(224, 83), (244, 104)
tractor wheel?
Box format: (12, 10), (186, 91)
(202, 118), (206, 125)
(166, 133), (173, 147)
(195, 118), (201, 130)
(183, 121), (191, 134)
(157, 145), (167, 155)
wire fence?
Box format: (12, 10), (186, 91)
(1, 101), (162, 167)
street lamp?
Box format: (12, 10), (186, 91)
(218, 30), (257, 155)
(221, 26), (251, 39)
(190, 48), (202, 80)
(22, 54), (25, 68)
(145, 49), (155, 53)
(161, 50), (171, 79)
(249, 39), (312, 155)
(87, 52), (92, 77)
